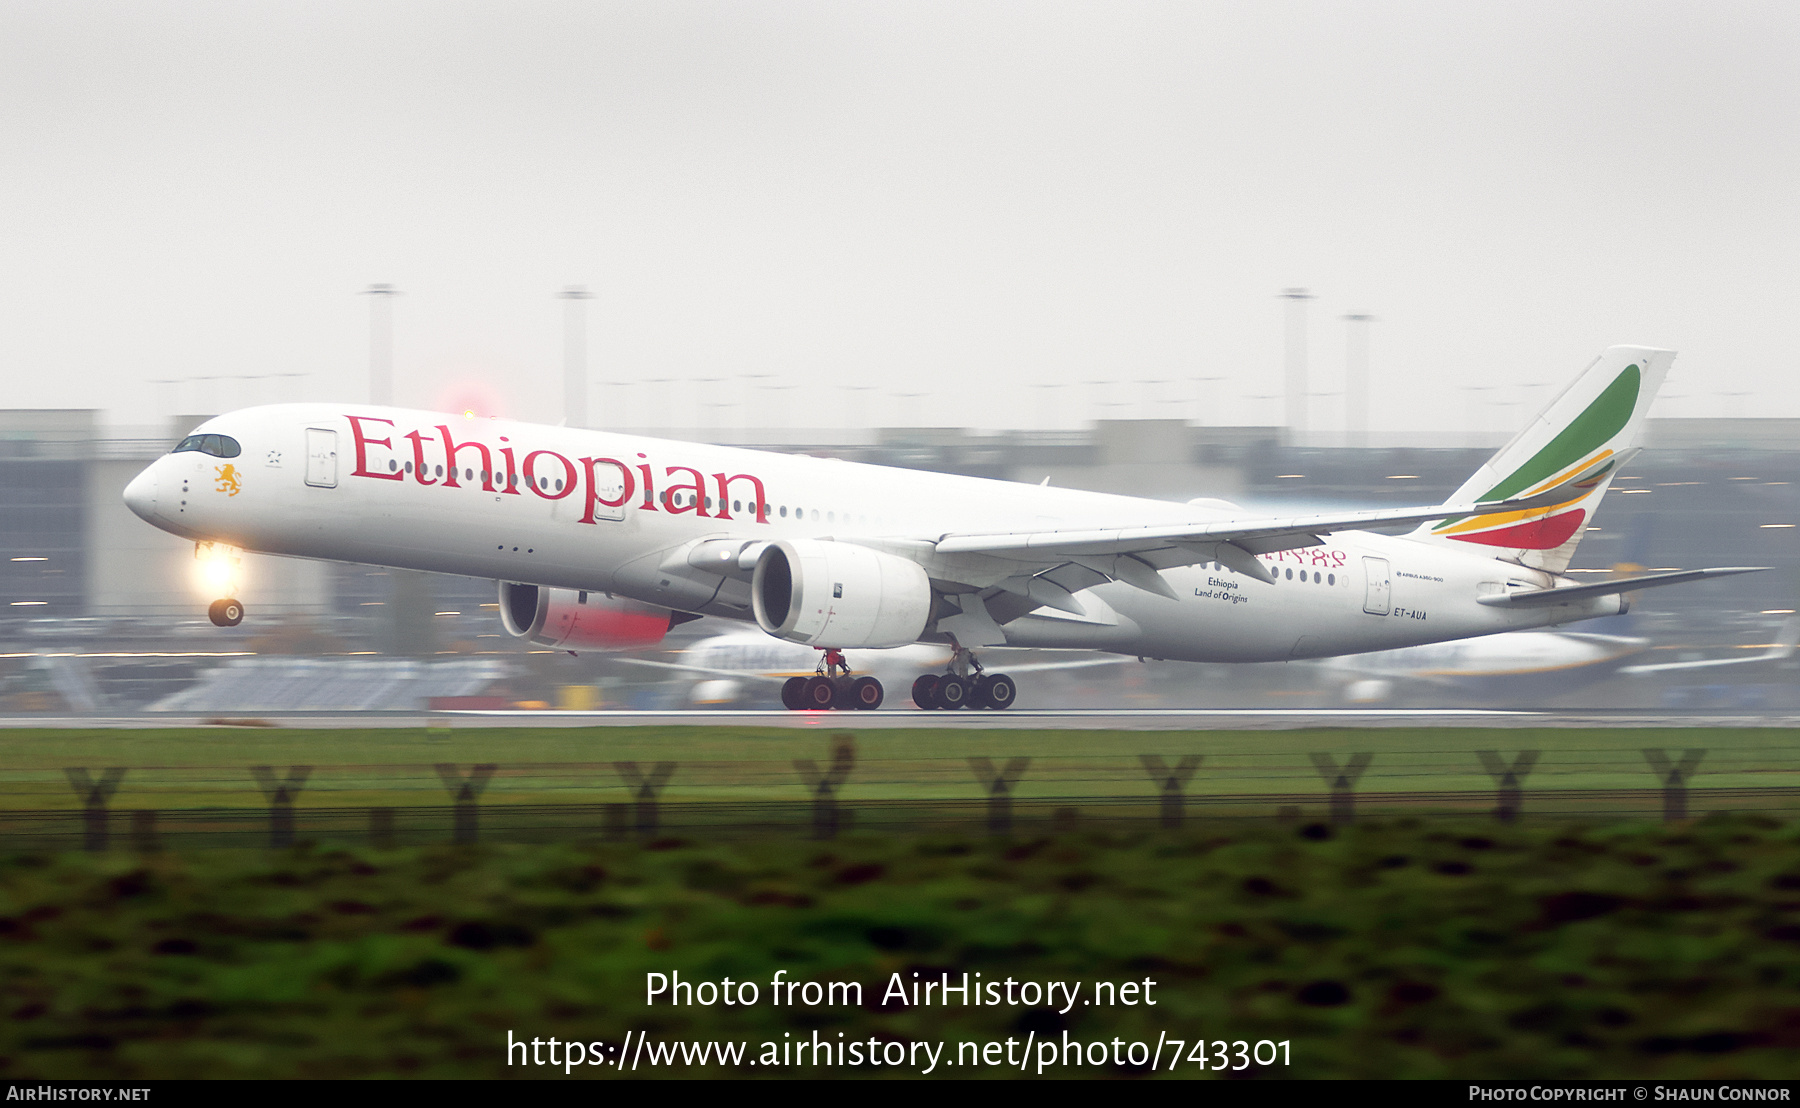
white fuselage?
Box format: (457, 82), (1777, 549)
(124, 404), (1619, 663)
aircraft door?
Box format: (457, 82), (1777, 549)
(584, 459), (628, 522)
(305, 428), (338, 488)
(1362, 556), (1391, 615)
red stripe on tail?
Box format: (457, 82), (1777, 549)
(1448, 509), (1586, 551)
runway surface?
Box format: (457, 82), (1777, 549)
(6, 708), (1799, 729)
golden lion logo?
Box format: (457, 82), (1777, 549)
(215, 464), (242, 497)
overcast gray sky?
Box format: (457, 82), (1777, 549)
(2, 1), (1796, 434)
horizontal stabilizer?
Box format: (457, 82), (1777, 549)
(1476, 566), (1767, 608)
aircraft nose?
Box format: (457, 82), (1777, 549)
(123, 465), (159, 522)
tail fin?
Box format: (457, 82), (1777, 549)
(1408, 345), (1673, 574)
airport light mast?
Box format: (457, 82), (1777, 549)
(362, 283), (399, 406)
(1343, 312), (1375, 448)
(1279, 288), (1314, 445)
(560, 285), (592, 428)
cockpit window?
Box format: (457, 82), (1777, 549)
(173, 434), (242, 458)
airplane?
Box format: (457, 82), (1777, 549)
(617, 625), (1127, 707)
(121, 344), (1766, 711)
(1319, 617), (1799, 706)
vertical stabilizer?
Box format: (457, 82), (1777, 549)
(1409, 346), (1672, 574)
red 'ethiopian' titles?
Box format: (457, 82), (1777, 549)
(344, 416), (771, 526)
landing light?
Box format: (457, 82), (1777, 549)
(199, 559), (231, 592)
(1763, 609), (1796, 615)
(191, 543), (241, 597)
(10, 601), (46, 606)
(1275, 474), (1304, 479)
(464, 410), (476, 419)
(10, 557), (46, 562)
(1384, 474), (1420, 480)
(1760, 524), (1795, 529)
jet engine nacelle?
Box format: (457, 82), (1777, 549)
(751, 539), (932, 649)
(498, 582), (676, 650)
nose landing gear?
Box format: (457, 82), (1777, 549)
(780, 648), (884, 711)
(912, 640), (1016, 710)
(197, 543), (246, 628)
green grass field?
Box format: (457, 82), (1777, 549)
(3, 814), (1799, 1079)
(2, 725), (1797, 1079)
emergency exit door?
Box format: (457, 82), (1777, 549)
(1362, 556), (1391, 615)
(305, 428), (338, 488)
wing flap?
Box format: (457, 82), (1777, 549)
(1073, 554), (1179, 600)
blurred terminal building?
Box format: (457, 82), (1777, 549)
(2, 408), (1796, 711)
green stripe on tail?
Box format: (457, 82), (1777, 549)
(1476, 364), (1639, 502)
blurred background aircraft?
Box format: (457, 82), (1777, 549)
(615, 626), (1127, 708)
(1320, 616), (1798, 707)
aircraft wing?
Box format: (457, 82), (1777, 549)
(1617, 617), (1800, 675)
(929, 467), (1607, 590)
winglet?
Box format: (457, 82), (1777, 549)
(1767, 616), (1800, 660)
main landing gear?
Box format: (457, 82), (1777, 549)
(780, 648), (885, 711)
(911, 641), (1016, 711)
(207, 597), (245, 627)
